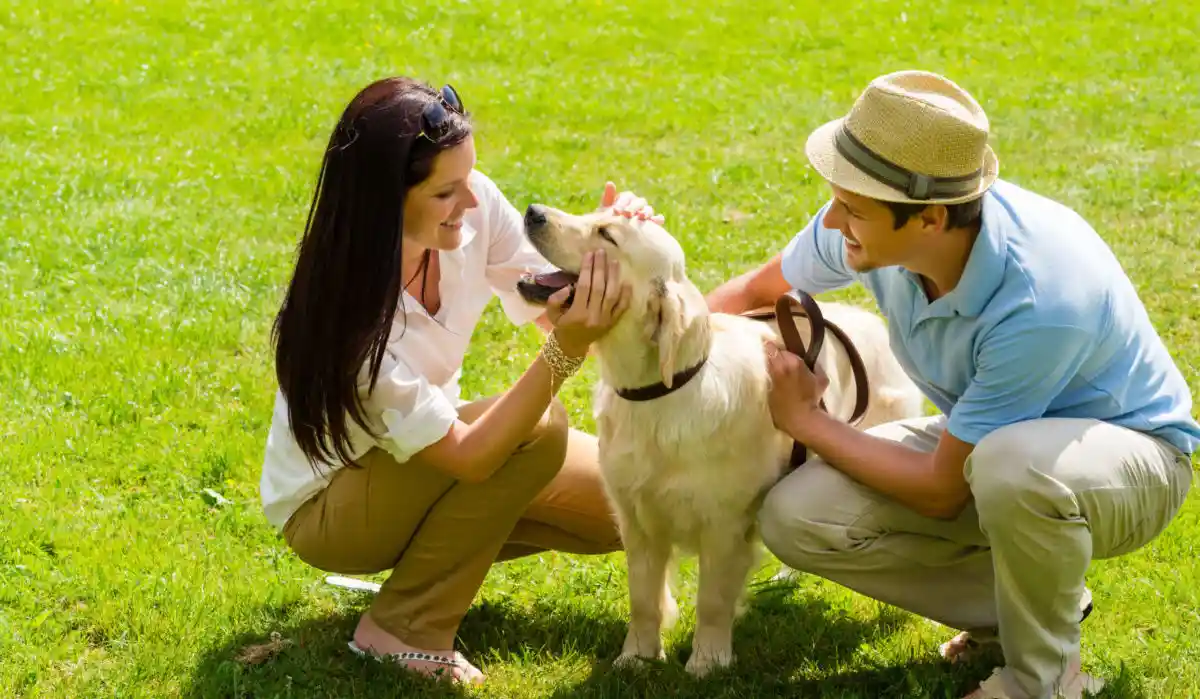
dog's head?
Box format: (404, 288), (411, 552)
(518, 203), (708, 387)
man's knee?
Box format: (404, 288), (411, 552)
(967, 422), (1064, 524)
(757, 463), (877, 568)
(757, 484), (812, 566)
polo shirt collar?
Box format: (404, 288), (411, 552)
(917, 190), (1008, 318)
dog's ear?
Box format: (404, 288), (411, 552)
(644, 277), (699, 388)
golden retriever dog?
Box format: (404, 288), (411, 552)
(516, 202), (924, 676)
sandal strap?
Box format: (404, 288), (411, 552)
(379, 650), (459, 667)
(347, 641), (461, 668)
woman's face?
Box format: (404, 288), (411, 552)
(402, 135), (480, 252)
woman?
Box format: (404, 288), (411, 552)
(260, 77), (656, 684)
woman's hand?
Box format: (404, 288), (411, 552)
(545, 248), (631, 357)
(601, 181), (665, 224)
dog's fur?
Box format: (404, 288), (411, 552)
(520, 204), (924, 676)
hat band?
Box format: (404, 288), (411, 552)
(835, 125), (982, 200)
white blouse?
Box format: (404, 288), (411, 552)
(259, 169), (553, 530)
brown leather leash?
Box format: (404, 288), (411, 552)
(741, 291), (871, 468)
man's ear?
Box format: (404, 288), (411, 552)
(919, 204), (948, 234)
(643, 278), (698, 388)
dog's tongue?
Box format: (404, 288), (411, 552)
(533, 271), (577, 290)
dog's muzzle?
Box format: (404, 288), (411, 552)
(516, 204), (579, 306)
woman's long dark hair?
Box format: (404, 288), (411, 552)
(271, 77), (472, 467)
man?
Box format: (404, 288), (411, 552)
(706, 70), (1198, 699)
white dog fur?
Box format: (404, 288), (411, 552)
(521, 203), (924, 676)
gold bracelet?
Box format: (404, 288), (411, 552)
(540, 331), (586, 382)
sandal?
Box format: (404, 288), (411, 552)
(347, 640), (484, 685)
(964, 665), (1105, 699)
(942, 587), (1094, 664)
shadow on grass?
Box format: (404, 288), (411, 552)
(542, 582), (1153, 699)
(180, 580), (1150, 699)
(181, 591), (630, 699)
(181, 604), (467, 699)
(541, 583), (976, 699)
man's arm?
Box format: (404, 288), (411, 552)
(708, 204), (856, 314)
(763, 320), (1094, 519)
(783, 407), (975, 519)
(763, 345), (973, 518)
(705, 253), (793, 314)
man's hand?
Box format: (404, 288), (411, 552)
(600, 181), (665, 224)
(764, 337), (975, 519)
(763, 339), (828, 434)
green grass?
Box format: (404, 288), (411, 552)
(2, 0), (1198, 696)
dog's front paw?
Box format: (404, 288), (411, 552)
(685, 647), (734, 677)
(617, 626), (664, 668)
(613, 650), (663, 670)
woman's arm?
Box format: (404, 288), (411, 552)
(413, 249), (628, 483)
(412, 343), (567, 483)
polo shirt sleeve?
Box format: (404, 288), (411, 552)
(473, 171), (557, 325)
(779, 202), (857, 294)
(946, 322), (1093, 445)
(360, 353), (459, 463)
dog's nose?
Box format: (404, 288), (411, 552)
(524, 204), (547, 228)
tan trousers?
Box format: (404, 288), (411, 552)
(282, 398), (622, 649)
(758, 415), (1192, 699)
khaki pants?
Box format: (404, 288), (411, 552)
(282, 398), (622, 649)
(758, 415), (1192, 699)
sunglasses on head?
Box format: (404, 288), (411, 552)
(419, 84), (466, 142)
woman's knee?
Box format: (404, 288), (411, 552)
(515, 398), (570, 480)
(537, 397), (569, 442)
(283, 504), (398, 574)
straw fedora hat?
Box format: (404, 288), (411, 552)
(805, 70), (999, 205)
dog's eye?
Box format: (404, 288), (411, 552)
(596, 226), (617, 246)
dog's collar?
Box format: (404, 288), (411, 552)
(613, 357), (708, 402)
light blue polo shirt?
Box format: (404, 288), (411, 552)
(780, 178), (1200, 455)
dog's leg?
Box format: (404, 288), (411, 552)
(614, 525), (673, 668)
(685, 526), (755, 677)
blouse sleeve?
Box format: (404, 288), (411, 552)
(358, 351), (459, 463)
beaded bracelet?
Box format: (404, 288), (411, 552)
(541, 331), (586, 382)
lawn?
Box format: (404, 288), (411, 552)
(2, 0), (1198, 697)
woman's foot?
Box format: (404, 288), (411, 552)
(939, 630), (999, 663)
(349, 612), (484, 685)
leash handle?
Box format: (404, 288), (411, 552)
(773, 291), (826, 469)
(743, 291), (873, 470)
(774, 291), (825, 371)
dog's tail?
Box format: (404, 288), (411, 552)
(661, 572), (679, 630)
(863, 385), (926, 427)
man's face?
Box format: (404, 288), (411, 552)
(821, 184), (931, 273)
